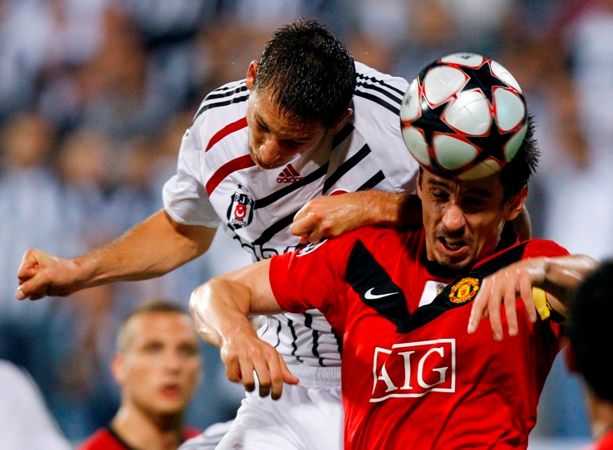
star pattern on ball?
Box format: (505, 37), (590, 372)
(464, 121), (514, 163)
(460, 61), (520, 162)
(460, 59), (506, 103)
(410, 101), (455, 146)
(415, 60), (520, 164)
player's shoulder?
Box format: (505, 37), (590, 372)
(192, 79), (249, 129)
(522, 239), (569, 258)
(351, 62), (407, 147)
(306, 226), (415, 257)
(194, 79), (248, 117)
(354, 61), (408, 91)
(78, 428), (123, 450)
(353, 61), (407, 118)
(189, 79), (250, 154)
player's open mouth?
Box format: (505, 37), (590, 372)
(437, 237), (468, 255)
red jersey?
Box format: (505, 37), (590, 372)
(595, 431), (613, 450)
(270, 226), (568, 450)
(78, 425), (200, 450)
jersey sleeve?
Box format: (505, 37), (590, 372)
(162, 127), (221, 227)
(269, 232), (361, 326)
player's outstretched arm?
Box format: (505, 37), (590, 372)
(290, 191), (421, 244)
(467, 254), (598, 340)
(16, 210), (216, 301)
(190, 260), (299, 400)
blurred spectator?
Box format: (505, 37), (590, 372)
(541, 0), (613, 260)
(0, 0), (109, 122)
(392, 1), (460, 80)
(0, 360), (72, 450)
(79, 300), (202, 450)
(0, 113), (64, 385)
(568, 261), (613, 449)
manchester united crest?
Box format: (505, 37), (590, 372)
(226, 185), (255, 229)
(449, 277), (480, 304)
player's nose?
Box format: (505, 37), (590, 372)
(161, 350), (183, 372)
(441, 204), (466, 232)
(259, 137), (286, 165)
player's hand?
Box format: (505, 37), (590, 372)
(16, 249), (82, 300)
(220, 329), (299, 400)
(290, 192), (372, 244)
(467, 258), (547, 341)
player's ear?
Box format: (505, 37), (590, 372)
(504, 186), (528, 221)
(246, 61), (259, 90)
(416, 169), (424, 200)
(111, 354), (126, 384)
(330, 108), (353, 132)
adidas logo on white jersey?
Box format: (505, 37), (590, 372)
(276, 164), (303, 183)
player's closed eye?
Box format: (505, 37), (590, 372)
(255, 119), (269, 132)
(431, 190), (449, 202)
(142, 342), (163, 354)
(178, 345), (198, 357)
(280, 139), (306, 149)
(461, 197), (487, 212)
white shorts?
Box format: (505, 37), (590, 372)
(216, 364), (343, 450)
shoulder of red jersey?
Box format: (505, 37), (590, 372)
(295, 225), (421, 260)
(183, 425), (202, 440)
(77, 428), (126, 450)
(522, 239), (569, 258)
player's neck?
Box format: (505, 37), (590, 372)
(111, 405), (184, 450)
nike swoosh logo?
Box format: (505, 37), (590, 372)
(364, 287), (398, 300)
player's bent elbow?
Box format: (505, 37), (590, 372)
(188, 284), (206, 319)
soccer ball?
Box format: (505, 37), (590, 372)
(400, 53), (527, 180)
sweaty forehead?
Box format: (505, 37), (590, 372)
(424, 171), (501, 197)
(120, 312), (196, 351)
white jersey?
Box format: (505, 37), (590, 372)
(163, 62), (418, 367)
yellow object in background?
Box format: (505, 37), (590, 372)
(532, 287), (550, 320)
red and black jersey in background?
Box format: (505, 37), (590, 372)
(78, 425), (200, 450)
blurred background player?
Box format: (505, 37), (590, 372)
(79, 300), (202, 450)
(568, 261), (613, 449)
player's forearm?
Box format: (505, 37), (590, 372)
(190, 260), (281, 347)
(77, 210), (214, 288)
(539, 255), (599, 304)
(190, 278), (256, 348)
(363, 191), (421, 228)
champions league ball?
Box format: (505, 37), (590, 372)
(400, 53), (528, 180)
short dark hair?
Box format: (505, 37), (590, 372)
(568, 261), (613, 403)
(253, 19), (356, 127)
(499, 115), (539, 202)
(117, 299), (190, 352)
